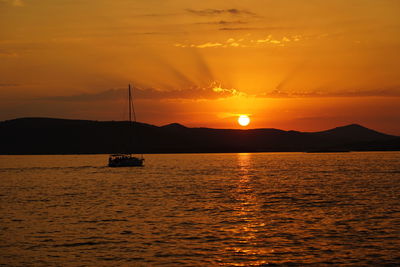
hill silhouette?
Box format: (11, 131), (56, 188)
(0, 117), (399, 154)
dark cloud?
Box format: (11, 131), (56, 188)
(258, 87), (400, 98)
(44, 84), (244, 102)
(132, 86), (240, 100)
(186, 8), (256, 17)
(46, 89), (124, 102)
(219, 27), (258, 31)
(43, 86), (400, 103)
(195, 20), (247, 25)
(219, 26), (290, 31)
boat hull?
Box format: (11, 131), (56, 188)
(108, 155), (144, 167)
(108, 161), (144, 167)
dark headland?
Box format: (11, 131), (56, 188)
(0, 117), (399, 154)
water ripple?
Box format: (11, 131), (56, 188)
(0, 152), (399, 266)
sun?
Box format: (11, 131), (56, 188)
(238, 115), (250, 127)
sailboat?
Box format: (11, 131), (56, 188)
(108, 84), (144, 167)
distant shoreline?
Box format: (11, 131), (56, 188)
(1, 150), (400, 156)
(1, 117), (399, 155)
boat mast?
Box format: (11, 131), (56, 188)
(128, 84), (140, 157)
(129, 84), (142, 158)
(130, 84), (137, 122)
(128, 84), (132, 123)
(128, 84), (133, 155)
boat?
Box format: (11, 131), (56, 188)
(108, 84), (144, 167)
(108, 153), (144, 167)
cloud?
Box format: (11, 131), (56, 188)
(175, 34), (302, 49)
(186, 8), (256, 17)
(53, 84), (398, 103)
(0, 52), (19, 57)
(219, 27), (258, 31)
(0, 0), (24, 6)
(196, 42), (223, 48)
(219, 26), (291, 31)
(175, 40), (247, 49)
(45, 89), (123, 102)
(44, 83), (247, 102)
(175, 37), (250, 49)
(0, 83), (19, 87)
(57, 85), (399, 102)
(195, 20), (247, 25)
(136, 13), (180, 17)
(257, 87), (400, 98)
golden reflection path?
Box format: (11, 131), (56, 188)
(219, 153), (272, 266)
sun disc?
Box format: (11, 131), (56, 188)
(238, 115), (250, 126)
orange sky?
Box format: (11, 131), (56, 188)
(1, 0), (400, 134)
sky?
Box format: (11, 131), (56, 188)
(1, 0), (400, 134)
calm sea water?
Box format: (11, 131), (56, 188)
(0, 152), (399, 266)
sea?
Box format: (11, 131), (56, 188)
(0, 152), (399, 266)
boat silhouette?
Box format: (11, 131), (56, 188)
(108, 84), (144, 167)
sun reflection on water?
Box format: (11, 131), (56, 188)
(218, 153), (272, 266)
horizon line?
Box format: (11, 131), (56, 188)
(2, 116), (398, 137)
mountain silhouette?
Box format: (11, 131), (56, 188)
(312, 124), (392, 142)
(0, 117), (398, 154)
(161, 123), (188, 129)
